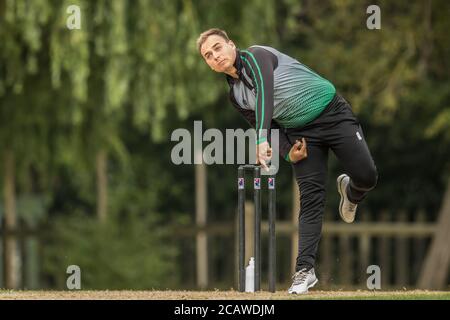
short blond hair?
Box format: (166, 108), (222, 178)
(196, 28), (230, 53)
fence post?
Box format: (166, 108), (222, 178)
(395, 210), (408, 287)
(339, 230), (351, 287)
(359, 210), (371, 286)
(3, 150), (20, 289)
(379, 210), (391, 288)
(413, 210), (426, 284)
(195, 152), (208, 289)
(320, 210), (332, 286)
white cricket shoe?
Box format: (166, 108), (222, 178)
(288, 268), (318, 294)
(337, 174), (358, 223)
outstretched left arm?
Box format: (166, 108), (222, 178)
(240, 47), (277, 146)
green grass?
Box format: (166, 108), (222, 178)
(0, 290), (449, 300)
(291, 292), (450, 300)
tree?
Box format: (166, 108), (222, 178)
(278, 0), (450, 212)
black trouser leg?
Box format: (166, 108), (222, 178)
(331, 124), (378, 203)
(287, 93), (378, 272)
(323, 97), (378, 203)
(292, 143), (329, 271)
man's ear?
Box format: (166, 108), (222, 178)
(228, 40), (236, 49)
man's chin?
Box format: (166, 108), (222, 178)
(215, 67), (226, 74)
(220, 65), (232, 73)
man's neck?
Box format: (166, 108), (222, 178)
(225, 49), (239, 78)
(225, 67), (239, 79)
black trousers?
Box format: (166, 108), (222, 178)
(285, 93), (378, 271)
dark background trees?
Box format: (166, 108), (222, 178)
(0, 0), (449, 289)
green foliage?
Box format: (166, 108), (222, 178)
(41, 211), (179, 290)
(279, 0), (450, 214)
(1, 0), (450, 289)
(0, 0), (52, 94)
(280, 0), (450, 132)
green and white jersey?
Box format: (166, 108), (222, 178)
(227, 45), (336, 145)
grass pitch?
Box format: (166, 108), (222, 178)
(0, 290), (448, 300)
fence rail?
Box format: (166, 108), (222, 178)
(0, 210), (439, 290)
(173, 208), (437, 290)
(173, 221), (436, 236)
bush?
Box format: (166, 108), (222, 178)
(41, 211), (179, 290)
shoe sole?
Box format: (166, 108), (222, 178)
(308, 278), (318, 290)
(337, 175), (354, 223)
(288, 278), (318, 294)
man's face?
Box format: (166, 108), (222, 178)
(200, 35), (237, 73)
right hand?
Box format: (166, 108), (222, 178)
(288, 138), (307, 163)
(256, 141), (272, 172)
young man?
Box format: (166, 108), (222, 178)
(197, 28), (378, 294)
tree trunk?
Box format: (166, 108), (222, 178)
(418, 0), (432, 78)
(0, 1), (5, 18)
(96, 150), (108, 223)
(3, 150), (19, 289)
(417, 176), (450, 289)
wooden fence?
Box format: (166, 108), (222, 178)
(0, 208), (439, 290)
(173, 207), (437, 290)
